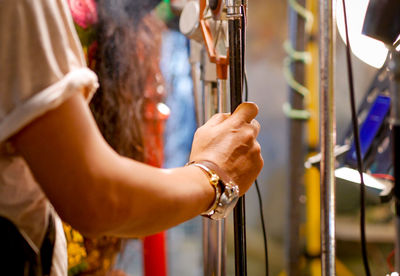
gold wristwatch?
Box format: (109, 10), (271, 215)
(187, 160), (239, 220)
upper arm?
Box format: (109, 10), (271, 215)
(0, 0), (106, 232)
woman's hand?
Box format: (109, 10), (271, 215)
(189, 102), (263, 196)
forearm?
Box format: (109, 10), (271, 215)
(33, 135), (214, 238)
(81, 156), (214, 237)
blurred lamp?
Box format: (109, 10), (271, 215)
(335, 167), (393, 202)
(335, 167), (386, 191)
(336, 0), (388, 68)
(362, 0), (400, 46)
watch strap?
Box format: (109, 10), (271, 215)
(189, 162), (221, 215)
(186, 160), (239, 220)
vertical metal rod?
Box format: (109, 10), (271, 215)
(217, 220), (223, 275)
(203, 81), (225, 276)
(217, 78), (228, 276)
(203, 220), (224, 276)
(389, 50), (400, 272)
(285, 0), (307, 274)
(204, 82), (219, 119)
(190, 40), (206, 126)
(218, 79), (228, 112)
(318, 0), (336, 275)
(226, 0), (247, 274)
(228, 18), (243, 110)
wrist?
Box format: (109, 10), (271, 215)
(187, 161), (220, 214)
(186, 160), (239, 220)
(183, 164), (216, 214)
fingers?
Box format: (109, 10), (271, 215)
(204, 113), (230, 127)
(230, 102), (258, 124)
(254, 140), (263, 170)
(250, 119), (260, 137)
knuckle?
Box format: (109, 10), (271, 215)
(243, 128), (255, 141)
(212, 113), (224, 120)
(230, 117), (244, 128)
(252, 142), (263, 170)
(193, 127), (202, 137)
(259, 156), (264, 170)
(194, 126), (207, 140)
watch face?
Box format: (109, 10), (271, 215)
(210, 182), (239, 220)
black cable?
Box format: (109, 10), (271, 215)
(341, 1), (371, 275)
(255, 179), (269, 276)
(241, 4), (268, 270)
(244, 71), (249, 101)
(244, 72), (269, 276)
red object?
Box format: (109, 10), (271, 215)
(371, 173), (395, 182)
(143, 232), (168, 276)
(387, 249), (395, 272)
(142, 89), (170, 276)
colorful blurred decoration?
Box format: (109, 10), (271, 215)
(63, 224), (88, 275)
(68, 0), (98, 69)
(80, 237), (122, 276)
(63, 224), (123, 275)
(67, 0), (98, 29)
(155, 0), (175, 24)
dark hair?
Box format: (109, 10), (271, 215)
(90, 0), (165, 161)
(79, 2), (166, 274)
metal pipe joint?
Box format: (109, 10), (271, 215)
(225, 0), (243, 17)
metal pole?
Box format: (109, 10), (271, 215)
(195, 4), (229, 274)
(203, 80), (227, 276)
(203, 219), (225, 276)
(226, 0), (247, 275)
(218, 79), (228, 112)
(190, 40), (206, 126)
(388, 50), (400, 271)
(285, 0), (307, 274)
(318, 0), (336, 275)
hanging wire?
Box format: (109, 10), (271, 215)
(255, 179), (269, 276)
(341, 0), (371, 275)
(244, 72), (269, 276)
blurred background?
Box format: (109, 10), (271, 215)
(111, 0), (394, 275)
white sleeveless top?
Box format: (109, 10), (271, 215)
(0, 0), (98, 275)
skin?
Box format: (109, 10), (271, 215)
(11, 91), (263, 238)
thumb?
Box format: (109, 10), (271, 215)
(230, 102), (259, 123)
